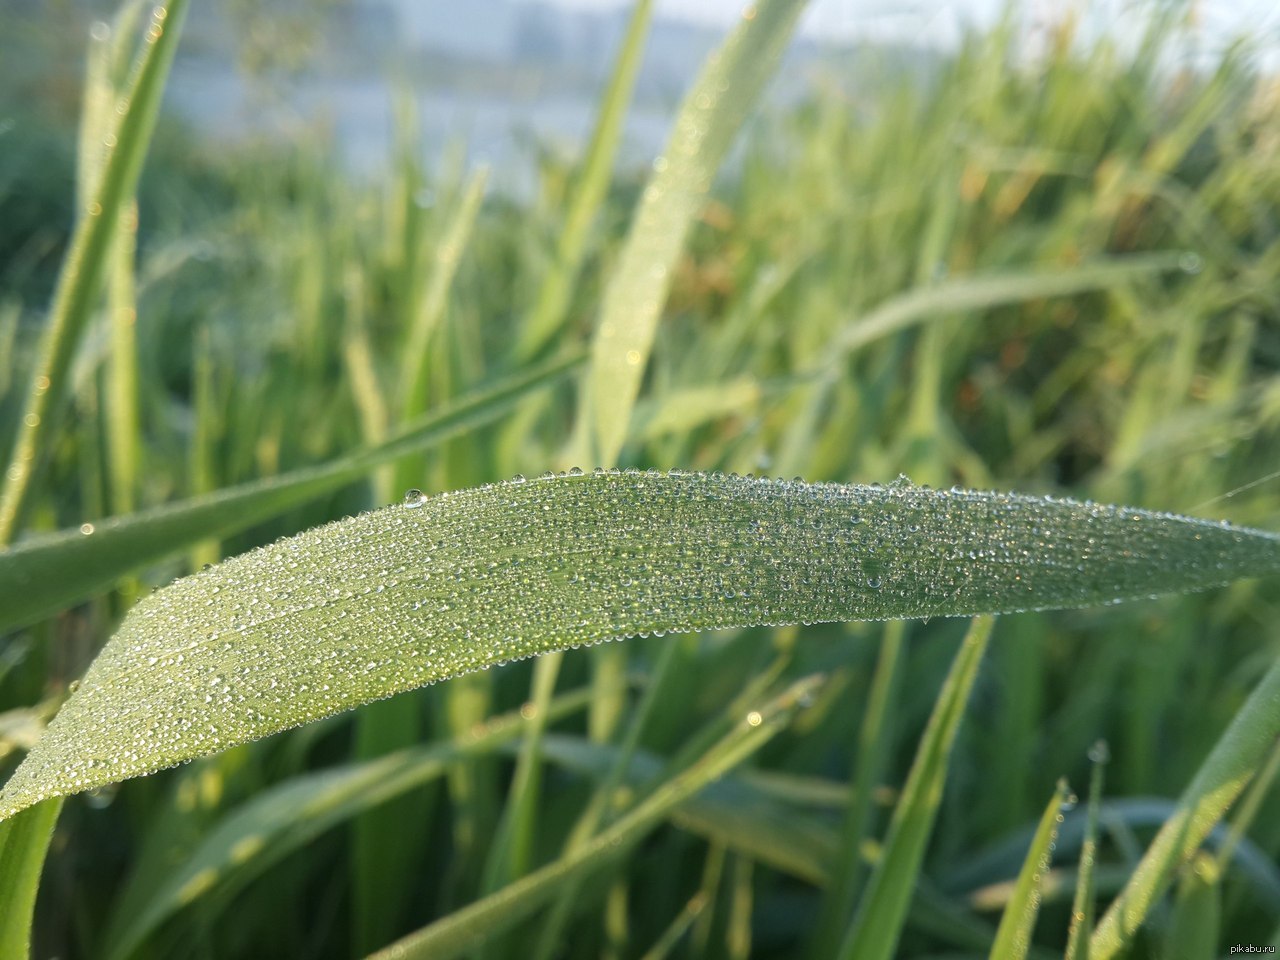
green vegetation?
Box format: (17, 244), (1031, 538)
(2, 1), (1280, 957)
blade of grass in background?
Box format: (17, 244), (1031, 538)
(0, 351), (582, 632)
(0, 799), (63, 958)
(514, 0), (655, 362)
(1090, 654), (1280, 959)
(0, 0), (188, 544)
(396, 167), (488, 427)
(808, 621), (906, 960)
(4, 474), (1280, 820)
(1163, 852), (1220, 960)
(576, 0), (808, 468)
(988, 778), (1071, 960)
(1065, 742), (1108, 960)
(817, 253), (1190, 372)
(836, 616), (995, 960)
(364, 675), (824, 960)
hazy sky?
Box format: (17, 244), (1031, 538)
(545, 0), (1280, 54)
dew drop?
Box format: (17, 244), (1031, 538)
(403, 488), (427, 508)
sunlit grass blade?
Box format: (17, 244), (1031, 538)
(364, 674), (824, 960)
(0, 0), (188, 544)
(819, 252), (1189, 369)
(4, 474), (1280, 820)
(0, 799), (62, 958)
(514, 0), (655, 361)
(398, 167), (488, 422)
(1090, 654), (1280, 960)
(836, 616), (995, 960)
(1065, 742), (1108, 960)
(989, 778), (1070, 960)
(0, 351), (582, 632)
(100, 689), (592, 960)
(578, 0), (807, 467)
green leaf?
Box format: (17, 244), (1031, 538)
(514, 0), (656, 361)
(0, 799), (62, 957)
(579, 0), (808, 467)
(1065, 742), (1108, 960)
(0, 351), (582, 633)
(0, 0), (188, 543)
(1090, 653), (1280, 960)
(837, 616), (995, 960)
(989, 779), (1070, 960)
(818, 253), (1189, 367)
(3, 472), (1279, 821)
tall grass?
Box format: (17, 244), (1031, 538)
(1, 1), (1279, 957)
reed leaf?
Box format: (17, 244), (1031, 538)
(2, 471), (1278, 821)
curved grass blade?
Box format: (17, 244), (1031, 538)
(579, 0), (807, 467)
(1090, 654), (1280, 960)
(837, 616), (995, 960)
(0, 799), (63, 957)
(101, 689), (593, 960)
(0, 352), (581, 633)
(0, 0), (188, 543)
(365, 675), (822, 960)
(989, 778), (1070, 960)
(4, 472), (1280, 821)
(818, 252), (1188, 371)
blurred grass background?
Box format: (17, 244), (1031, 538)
(2, 0), (1279, 956)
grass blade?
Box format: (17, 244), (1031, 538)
(514, 0), (656, 361)
(1090, 654), (1280, 959)
(1162, 853), (1220, 960)
(3, 473), (1278, 820)
(836, 616), (996, 960)
(819, 253), (1189, 369)
(364, 675), (823, 960)
(809, 621), (905, 959)
(0, 0), (188, 544)
(0, 799), (62, 958)
(989, 779), (1071, 960)
(1065, 742), (1109, 960)
(0, 351), (582, 632)
(579, 0), (807, 467)
(398, 168), (488, 422)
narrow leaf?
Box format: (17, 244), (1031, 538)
(989, 779), (1070, 960)
(837, 616), (995, 960)
(1090, 654), (1280, 960)
(0, 0), (188, 542)
(820, 253), (1188, 368)
(0, 799), (62, 957)
(1065, 741), (1108, 960)
(581, 0), (807, 467)
(0, 352), (582, 633)
(4, 472), (1279, 821)
(515, 0), (655, 361)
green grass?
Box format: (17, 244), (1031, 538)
(2, 1), (1280, 957)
